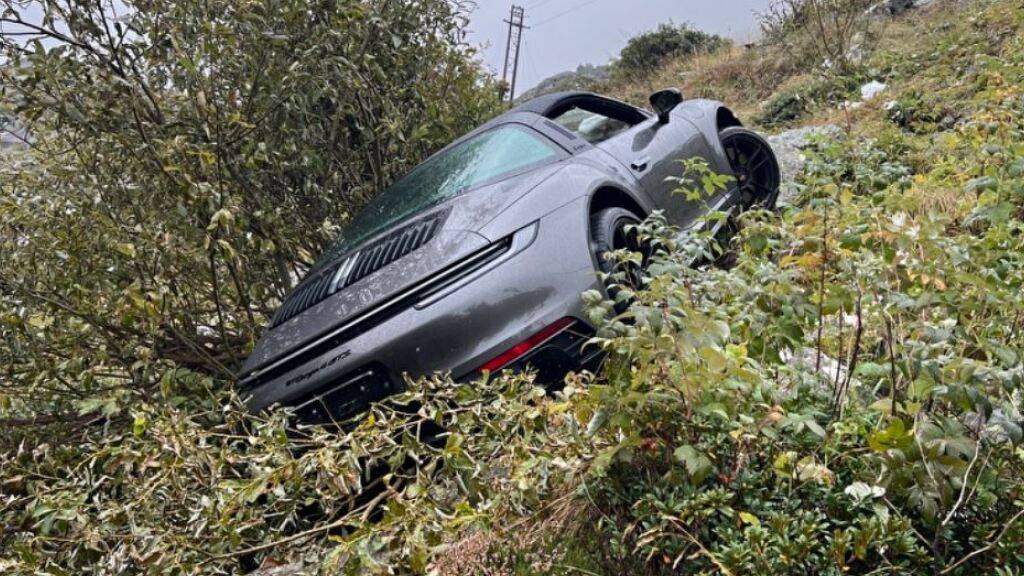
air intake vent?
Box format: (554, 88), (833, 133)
(270, 212), (446, 328)
(344, 213), (444, 286)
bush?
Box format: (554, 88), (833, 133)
(757, 88), (812, 127)
(4, 143), (1023, 574)
(758, 0), (875, 70)
(885, 90), (957, 133)
(755, 74), (861, 127)
(4, 1), (1024, 574)
(614, 23), (726, 78)
(0, 0), (500, 433)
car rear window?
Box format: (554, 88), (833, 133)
(552, 106), (633, 145)
(314, 124), (560, 267)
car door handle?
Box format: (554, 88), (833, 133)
(631, 157), (650, 172)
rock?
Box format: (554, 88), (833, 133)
(846, 32), (868, 65)
(766, 125), (845, 204)
(783, 347), (849, 384)
(860, 80), (887, 100)
(869, 0), (915, 15)
(0, 114), (29, 150)
(778, 346), (861, 401)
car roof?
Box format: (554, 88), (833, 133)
(509, 91), (595, 116)
(445, 91), (653, 158)
(502, 91), (648, 121)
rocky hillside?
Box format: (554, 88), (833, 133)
(516, 63), (612, 102)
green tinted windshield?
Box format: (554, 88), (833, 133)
(316, 124), (560, 266)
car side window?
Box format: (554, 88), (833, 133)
(551, 105), (635, 145)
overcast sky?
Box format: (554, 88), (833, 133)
(5, 1), (772, 94)
(466, 0), (772, 92)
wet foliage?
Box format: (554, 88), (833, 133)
(0, 0), (500, 427)
(2, 1), (1024, 574)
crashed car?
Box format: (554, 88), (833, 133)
(239, 89), (780, 424)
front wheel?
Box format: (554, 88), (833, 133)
(720, 126), (781, 210)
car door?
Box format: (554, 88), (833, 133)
(596, 114), (718, 228)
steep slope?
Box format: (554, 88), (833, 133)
(2, 2), (1023, 575)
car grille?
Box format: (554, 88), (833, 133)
(271, 212), (446, 328)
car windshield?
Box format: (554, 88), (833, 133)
(314, 124), (560, 267)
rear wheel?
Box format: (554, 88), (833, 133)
(720, 126), (781, 210)
(591, 207), (644, 312)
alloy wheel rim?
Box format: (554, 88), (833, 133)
(723, 134), (779, 208)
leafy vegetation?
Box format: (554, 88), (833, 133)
(3, 0), (1024, 575)
(0, 0), (500, 434)
(613, 23), (725, 79)
(754, 73), (863, 127)
(758, 0), (875, 71)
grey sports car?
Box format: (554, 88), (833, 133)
(239, 90), (780, 424)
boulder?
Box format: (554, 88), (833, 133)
(0, 114), (29, 149)
(870, 0), (916, 15)
(766, 125), (845, 204)
(783, 347), (850, 385)
(860, 80), (887, 100)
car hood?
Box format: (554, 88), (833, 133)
(239, 162), (566, 379)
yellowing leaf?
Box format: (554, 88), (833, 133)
(116, 243), (137, 258)
(739, 511), (761, 528)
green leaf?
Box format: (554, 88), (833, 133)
(805, 419), (827, 438)
(739, 511), (761, 528)
(964, 176), (998, 194)
(674, 444), (713, 484)
(856, 362), (888, 380)
(133, 413), (148, 437)
(869, 398), (896, 414)
(868, 419), (913, 452)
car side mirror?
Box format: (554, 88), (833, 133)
(650, 88), (683, 124)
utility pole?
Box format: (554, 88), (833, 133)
(501, 5), (527, 104)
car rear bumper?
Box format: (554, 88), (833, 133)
(241, 198), (602, 422)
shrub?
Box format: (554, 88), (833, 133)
(757, 88), (812, 127)
(614, 23), (726, 78)
(885, 90), (956, 133)
(755, 74), (861, 127)
(0, 0), (500, 433)
(4, 141), (1023, 574)
(758, 0), (875, 70)
(4, 2), (1024, 575)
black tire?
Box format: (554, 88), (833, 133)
(591, 207), (643, 312)
(720, 126), (781, 210)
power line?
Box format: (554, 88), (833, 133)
(533, 0), (603, 27)
(526, 0), (558, 9)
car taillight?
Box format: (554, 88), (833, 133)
(479, 317), (576, 373)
